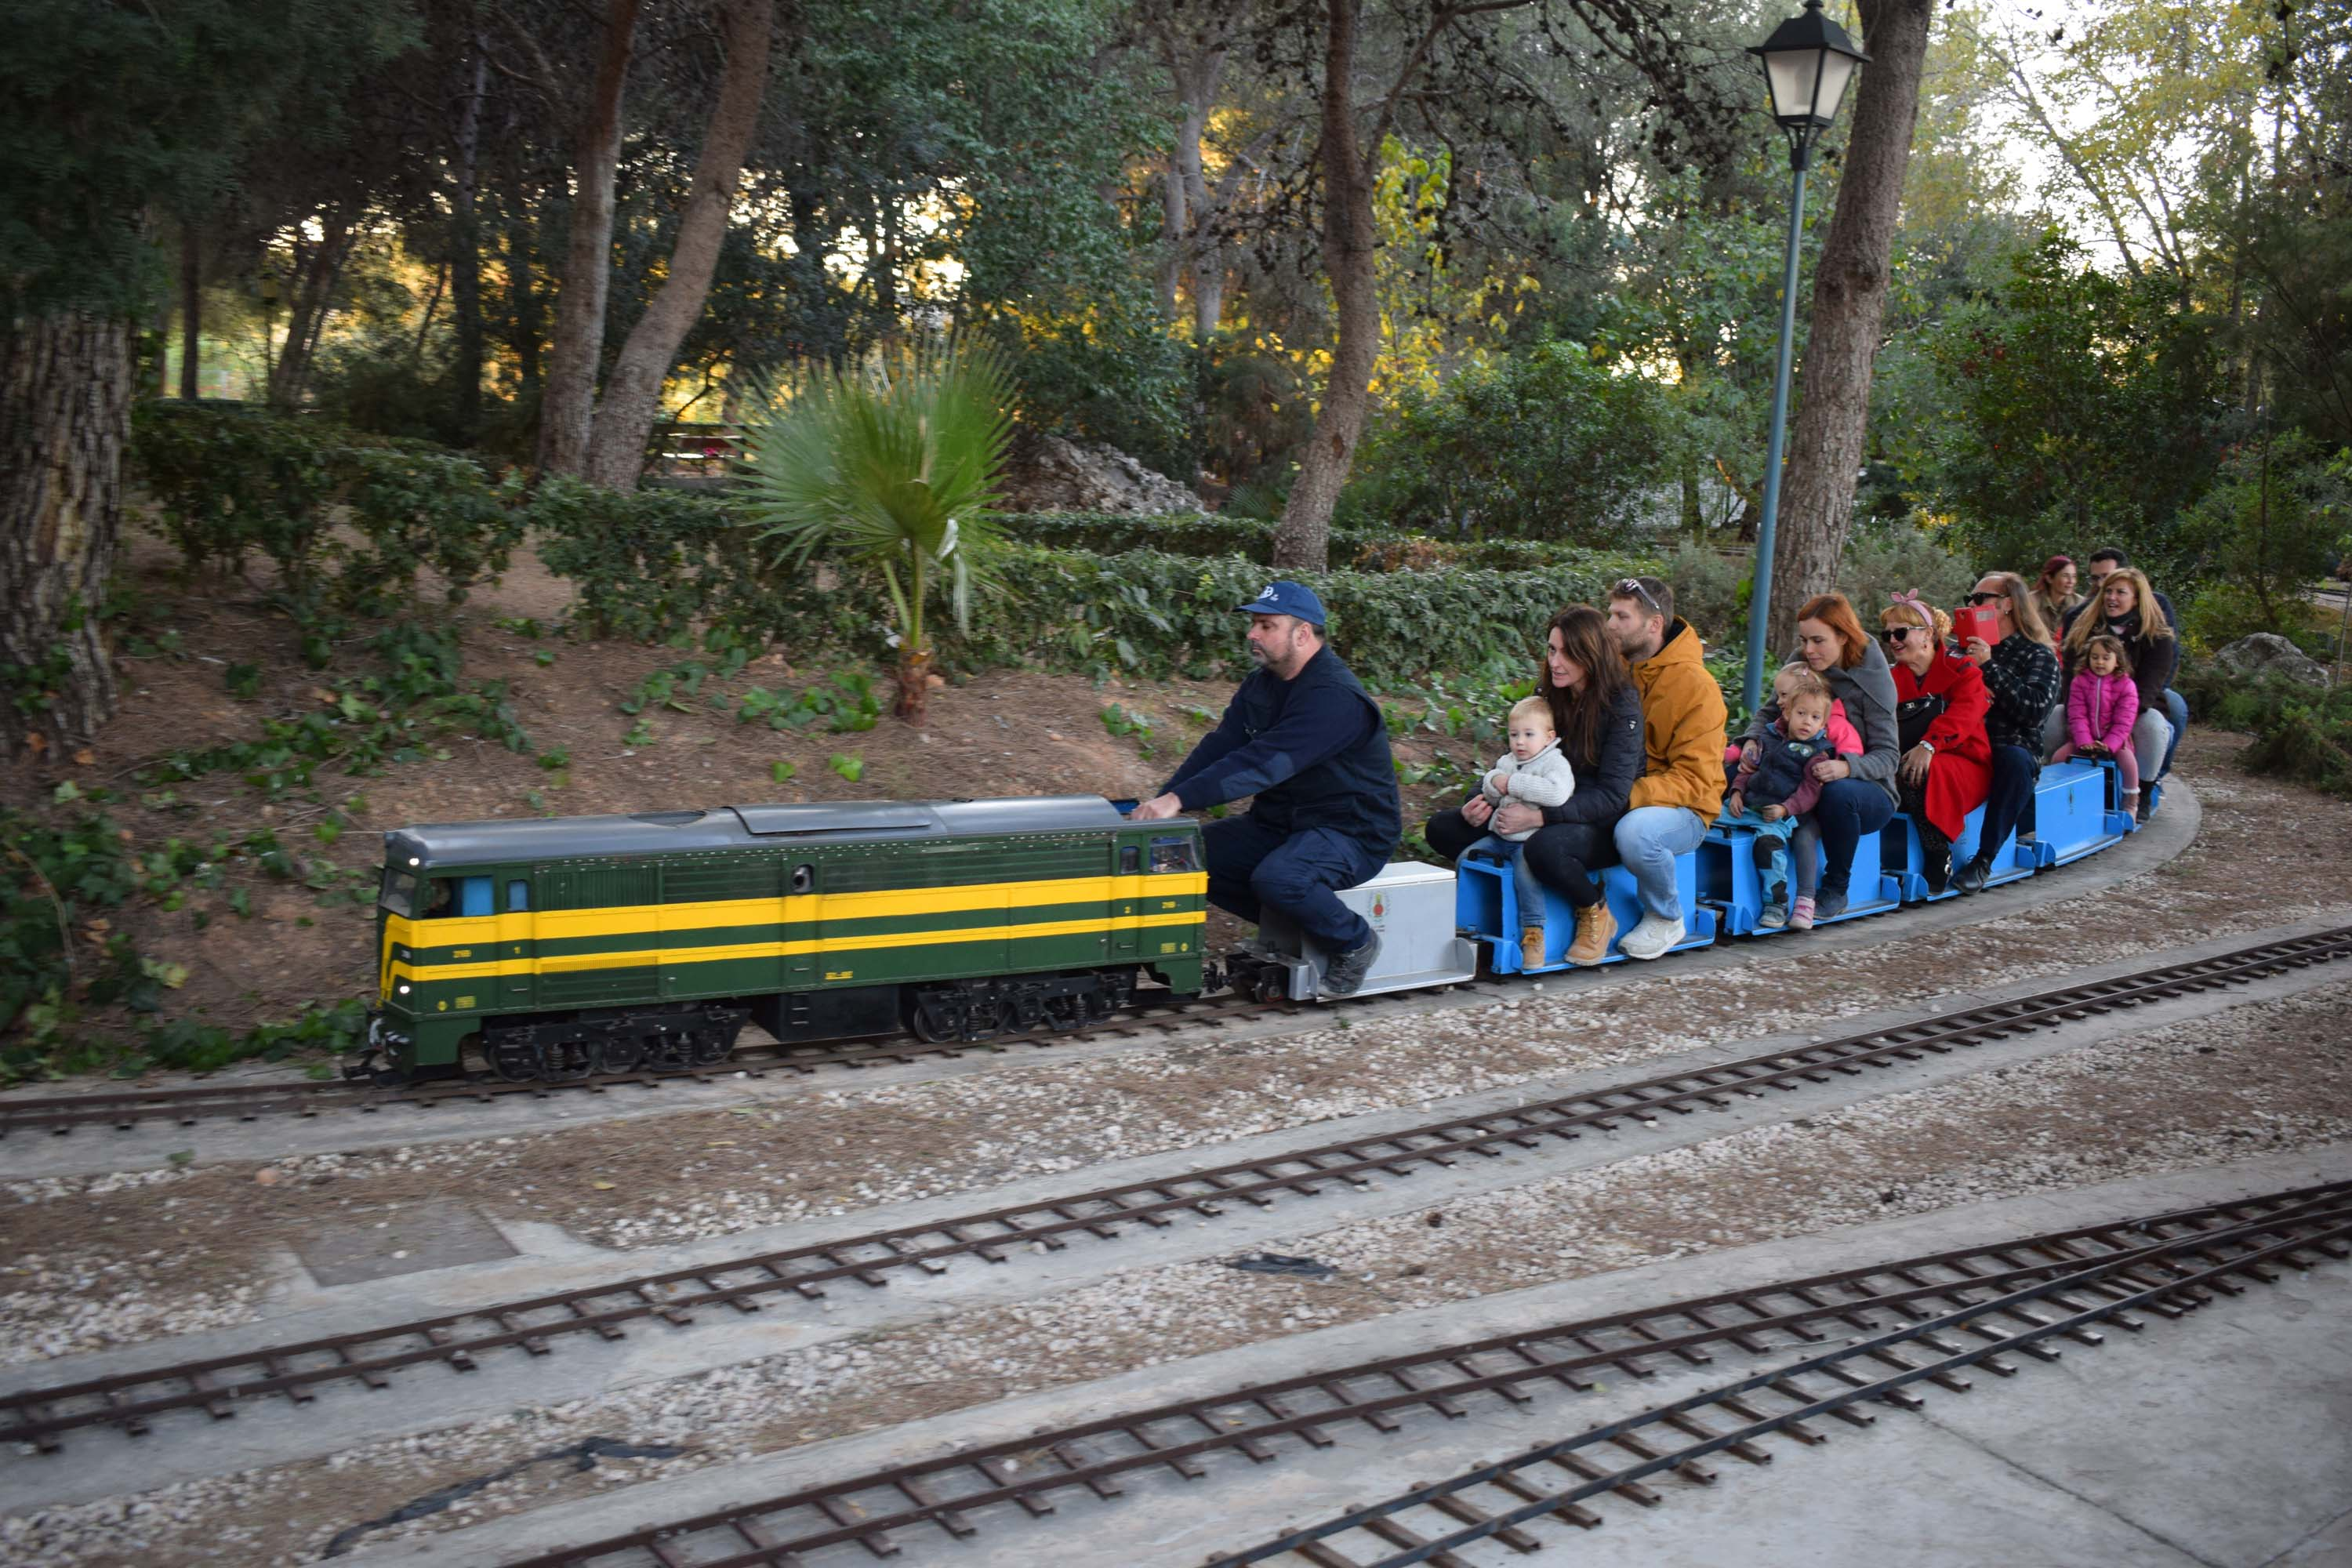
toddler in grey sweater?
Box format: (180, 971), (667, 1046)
(1470, 695), (1577, 966)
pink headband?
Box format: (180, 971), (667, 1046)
(1888, 590), (1935, 634)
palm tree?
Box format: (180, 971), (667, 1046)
(737, 339), (1014, 721)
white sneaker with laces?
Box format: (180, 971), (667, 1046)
(1618, 913), (1685, 961)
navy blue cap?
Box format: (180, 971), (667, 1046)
(1234, 579), (1327, 627)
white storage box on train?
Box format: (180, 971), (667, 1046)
(1244, 862), (1479, 1001)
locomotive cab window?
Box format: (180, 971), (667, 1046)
(506, 880), (531, 913)
(1119, 846), (1141, 875)
(379, 869), (419, 917)
(1150, 837), (1196, 873)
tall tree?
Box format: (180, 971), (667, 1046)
(0, 0), (406, 760)
(538, 0), (644, 476)
(1265, 0), (1738, 571)
(584, 0), (774, 488)
(1763, 0), (1935, 655)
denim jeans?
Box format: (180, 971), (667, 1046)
(1465, 834), (1548, 930)
(2160, 687), (2188, 778)
(1202, 813), (1387, 951)
(1612, 805), (1708, 921)
(1813, 779), (1897, 897)
(1715, 805), (1798, 904)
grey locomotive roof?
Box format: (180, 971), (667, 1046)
(383, 795), (1134, 867)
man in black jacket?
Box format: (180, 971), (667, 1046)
(1132, 582), (1399, 993)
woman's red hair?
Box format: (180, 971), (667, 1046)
(1795, 592), (1869, 670)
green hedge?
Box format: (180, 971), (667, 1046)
(129, 402), (523, 614)
(996, 510), (1626, 573)
(524, 481), (1655, 686)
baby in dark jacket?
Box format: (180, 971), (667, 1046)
(1722, 670), (1842, 927)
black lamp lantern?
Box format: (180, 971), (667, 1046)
(1749, 0), (1870, 143)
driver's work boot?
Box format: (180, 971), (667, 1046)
(1322, 931), (1381, 995)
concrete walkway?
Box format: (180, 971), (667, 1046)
(335, 1143), (2352, 1566)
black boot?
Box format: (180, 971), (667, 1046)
(1918, 821), (1954, 895)
(1952, 856), (1991, 894)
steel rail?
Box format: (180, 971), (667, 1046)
(1211, 1206), (2352, 1568)
(0, 989), (1273, 1137)
(478, 1182), (2352, 1568)
(4, 927), (2347, 1453)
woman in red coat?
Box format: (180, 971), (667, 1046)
(1877, 593), (1991, 893)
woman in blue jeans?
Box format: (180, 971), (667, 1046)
(1740, 592), (1900, 920)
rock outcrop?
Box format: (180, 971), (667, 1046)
(1000, 434), (1199, 516)
(2213, 632), (2330, 688)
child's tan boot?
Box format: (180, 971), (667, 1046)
(1567, 902), (1615, 964)
(1519, 925), (1547, 967)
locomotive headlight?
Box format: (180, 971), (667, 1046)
(397, 983), (412, 995)
(408, 857), (421, 867)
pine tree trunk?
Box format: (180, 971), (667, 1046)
(450, 42), (489, 441)
(2, 314), (129, 760)
(538, 0), (643, 477)
(178, 224), (201, 400)
(1766, 0), (1934, 655)
(583, 0), (771, 491)
(506, 193), (542, 392)
(1273, 0), (1376, 575)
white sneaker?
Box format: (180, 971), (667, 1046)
(1618, 913), (1684, 960)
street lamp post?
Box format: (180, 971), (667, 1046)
(1740, 0), (1868, 714)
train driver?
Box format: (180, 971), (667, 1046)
(1130, 581), (1401, 995)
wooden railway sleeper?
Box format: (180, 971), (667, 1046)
(1363, 1511), (1473, 1568)
(1127, 1422), (1209, 1478)
(1427, 1490), (1543, 1553)
(1548, 1449), (1662, 1504)
(1717, 1392), (1824, 1444)
(1325, 1381), (1403, 1432)
(1664, 1410), (1773, 1466)
(1490, 1467), (1603, 1529)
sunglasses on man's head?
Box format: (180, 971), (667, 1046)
(1616, 578), (1663, 615)
(1964, 591), (2004, 606)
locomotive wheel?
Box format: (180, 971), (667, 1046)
(595, 1036), (648, 1075)
(1009, 989), (1045, 1033)
(686, 1025), (735, 1065)
(485, 1036), (543, 1083)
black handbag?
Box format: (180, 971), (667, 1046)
(1896, 692), (1945, 753)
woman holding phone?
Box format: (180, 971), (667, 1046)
(1952, 572), (2062, 891)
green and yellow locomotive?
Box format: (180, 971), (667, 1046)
(358, 796), (1207, 1082)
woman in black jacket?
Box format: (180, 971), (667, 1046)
(1424, 604), (1642, 963)
(2044, 565), (2176, 821)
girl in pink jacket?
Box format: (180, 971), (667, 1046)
(2052, 633), (2142, 812)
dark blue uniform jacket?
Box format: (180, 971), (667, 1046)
(1161, 646), (1400, 851)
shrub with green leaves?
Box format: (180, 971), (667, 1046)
(1337, 339), (1676, 543)
(129, 402), (522, 613)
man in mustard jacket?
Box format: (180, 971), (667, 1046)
(1606, 575), (1728, 959)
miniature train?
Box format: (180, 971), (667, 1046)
(356, 762), (2151, 1083)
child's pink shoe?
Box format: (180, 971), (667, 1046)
(1789, 895), (1817, 931)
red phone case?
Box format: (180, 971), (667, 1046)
(1956, 606), (2003, 646)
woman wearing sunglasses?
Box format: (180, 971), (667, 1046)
(1878, 593), (1992, 895)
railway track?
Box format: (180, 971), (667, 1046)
(3, 925), (2345, 1456)
(473, 1179), (2352, 1567)
(0, 986), (1308, 1138)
